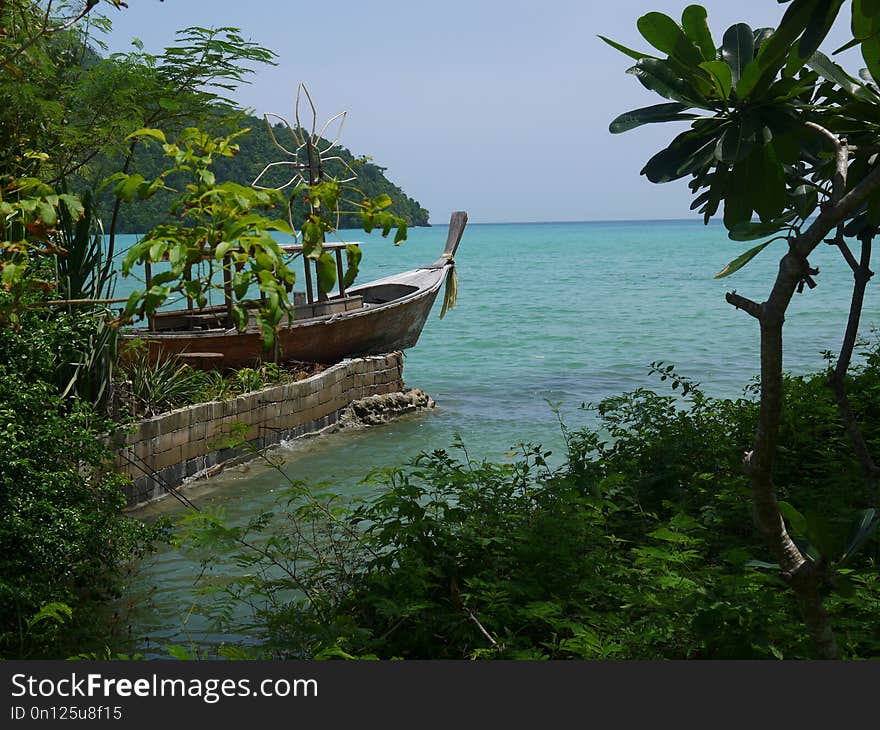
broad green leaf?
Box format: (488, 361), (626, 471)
(839, 508), (879, 565)
(267, 218), (294, 235)
(316, 252), (337, 294)
(372, 193), (393, 210)
(214, 241), (234, 260)
(394, 220), (408, 245)
(807, 50), (874, 99)
(36, 200), (57, 226)
(343, 244), (362, 289)
(1, 262), (25, 287)
(715, 118), (757, 164)
(641, 130), (716, 183)
(751, 144), (787, 222)
(862, 33), (880, 85)
(124, 289), (144, 317)
(727, 217), (792, 241)
(261, 320), (276, 351)
(609, 102), (698, 133)
(627, 58), (707, 105)
(753, 27), (775, 51)
(232, 303), (248, 331)
(149, 271), (176, 286)
(59, 194), (84, 220)
(723, 155), (756, 228)
(738, 0), (817, 98)
(126, 127), (167, 143)
(637, 12), (704, 66)
(854, 1), (880, 49)
(798, 0), (844, 61)
(255, 249), (277, 270)
(148, 241), (167, 261)
(713, 241), (772, 278)
(233, 270), (249, 299)
(699, 60), (733, 99)
(114, 174), (146, 203)
(165, 645), (193, 661)
(598, 35), (657, 62)
(861, 0), (880, 18)
(804, 511), (840, 560)
(682, 5), (716, 61)
(722, 23), (755, 88)
(648, 527), (692, 543)
(778, 501), (808, 535)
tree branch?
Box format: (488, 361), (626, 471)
(725, 292), (762, 319)
(4, 1), (105, 67)
(828, 235), (879, 494)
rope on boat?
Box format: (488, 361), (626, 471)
(440, 255), (458, 320)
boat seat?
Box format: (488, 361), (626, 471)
(178, 352), (224, 370)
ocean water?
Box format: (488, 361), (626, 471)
(117, 219), (879, 652)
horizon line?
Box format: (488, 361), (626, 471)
(429, 217), (720, 226)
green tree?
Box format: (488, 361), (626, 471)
(1, 1), (277, 311)
(605, 1), (880, 657)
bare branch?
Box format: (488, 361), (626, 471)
(725, 292), (762, 319)
(464, 606), (499, 648)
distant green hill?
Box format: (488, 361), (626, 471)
(100, 115), (430, 234)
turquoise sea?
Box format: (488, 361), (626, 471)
(118, 219), (879, 652)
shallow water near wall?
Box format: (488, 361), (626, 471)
(116, 219), (880, 654)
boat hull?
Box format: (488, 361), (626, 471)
(124, 265), (449, 368)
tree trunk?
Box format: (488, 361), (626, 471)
(734, 250), (840, 659)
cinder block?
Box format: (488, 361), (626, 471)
(152, 445), (182, 470)
(180, 439), (204, 462)
(245, 424), (261, 442)
(188, 404), (206, 425)
(170, 428), (191, 449)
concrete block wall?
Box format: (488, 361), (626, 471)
(115, 352), (404, 508)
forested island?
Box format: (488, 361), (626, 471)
(92, 115), (430, 233)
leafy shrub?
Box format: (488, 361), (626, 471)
(115, 346), (211, 418)
(0, 309), (165, 658)
(176, 357), (880, 660)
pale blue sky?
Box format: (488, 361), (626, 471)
(102, 1), (856, 224)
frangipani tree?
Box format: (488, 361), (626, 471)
(606, 1), (880, 658)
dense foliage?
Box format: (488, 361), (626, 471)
(177, 357), (880, 660)
(0, 305), (164, 658)
(606, 1), (880, 657)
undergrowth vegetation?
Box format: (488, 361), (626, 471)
(0, 307), (166, 659)
(175, 351), (880, 660)
(113, 345), (324, 419)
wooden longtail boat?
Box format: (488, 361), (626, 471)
(123, 211), (467, 368)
